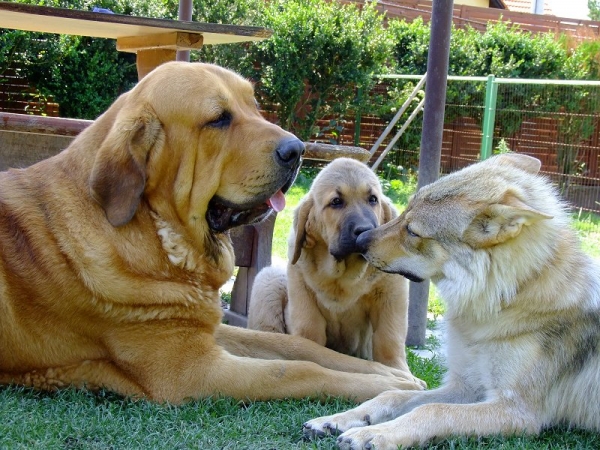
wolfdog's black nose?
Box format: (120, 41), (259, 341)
(275, 137), (304, 168)
(353, 224), (374, 238)
(355, 231), (373, 254)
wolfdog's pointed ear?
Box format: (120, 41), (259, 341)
(90, 105), (162, 227)
(381, 197), (398, 224)
(464, 193), (552, 247)
(291, 197), (315, 265)
(494, 153), (541, 174)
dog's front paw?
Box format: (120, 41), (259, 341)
(336, 420), (421, 450)
(413, 374), (427, 389)
(303, 413), (371, 440)
(381, 368), (426, 390)
(392, 376), (426, 391)
(337, 426), (400, 450)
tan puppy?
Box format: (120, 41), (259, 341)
(304, 153), (600, 449)
(0, 62), (423, 404)
(248, 158), (423, 385)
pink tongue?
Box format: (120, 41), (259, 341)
(267, 190), (286, 212)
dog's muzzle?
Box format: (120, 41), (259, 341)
(330, 210), (378, 260)
(206, 138), (304, 233)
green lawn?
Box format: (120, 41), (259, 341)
(2, 362), (600, 449)
(1, 170), (599, 449)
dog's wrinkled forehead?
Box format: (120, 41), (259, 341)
(313, 158), (380, 196)
(133, 62), (256, 116)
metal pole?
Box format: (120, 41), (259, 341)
(354, 86), (363, 147)
(480, 74), (498, 160)
(177, 0), (193, 62)
(406, 0), (454, 347)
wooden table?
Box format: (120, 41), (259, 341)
(0, 1), (271, 79)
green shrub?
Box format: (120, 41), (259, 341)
(243, 0), (392, 141)
(3, 0), (600, 138)
(0, 0), (140, 119)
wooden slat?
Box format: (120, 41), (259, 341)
(0, 112), (91, 136)
(304, 142), (370, 162)
(117, 32), (204, 52)
(346, 0), (600, 41)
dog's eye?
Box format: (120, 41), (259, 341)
(330, 197), (344, 208)
(207, 111), (232, 128)
(369, 195), (378, 205)
(406, 225), (420, 238)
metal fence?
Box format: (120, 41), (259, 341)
(364, 75), (600, 222)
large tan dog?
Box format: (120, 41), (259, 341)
(0, 62), (423, 404)
(248, 158), (422, 385)
(304, 153), (600, 449)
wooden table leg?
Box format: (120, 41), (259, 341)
(135, 48), (177, 79)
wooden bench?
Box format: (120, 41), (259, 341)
(0, 111), (370, 327)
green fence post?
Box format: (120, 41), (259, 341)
(480, 74), (498, 160)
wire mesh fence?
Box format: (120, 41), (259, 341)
(359, 76), (600, 222)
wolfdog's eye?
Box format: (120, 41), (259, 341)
(406, 225), (420, 238)
(207, 111), (232, 128)
(330, 197), (344, 208)
(368, 195), (378, 205)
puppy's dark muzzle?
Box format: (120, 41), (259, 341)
(330, 211), (378, 260)
(274, 137), (304, 169)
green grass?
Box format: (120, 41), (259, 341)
(0, 386), (351, 449)
(3, 362), (600, 449)
(1, 170), (599, 449)
(573, 210), (600, 258)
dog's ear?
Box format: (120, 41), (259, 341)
(464, 193), (552, 247)
(291, 197), (315, 265)
(90, 105), (162, 227)
(381, 196), (398, 224)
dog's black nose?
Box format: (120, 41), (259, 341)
(275, 138), (304, 168)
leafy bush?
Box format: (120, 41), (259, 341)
(3, 0), (600, 140)
(244, 0), (392, 141)
(374, 18), (600, 170)
(0, 0), (141, 119)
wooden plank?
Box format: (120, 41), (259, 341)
(304, 142), (370, 162)
(230, 226), (255, 267)
(117, 32), (203, 53)
(0, 1), (271, 45)
(0, 112), (91, 136)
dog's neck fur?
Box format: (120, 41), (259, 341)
(151, 211), (234, 288)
